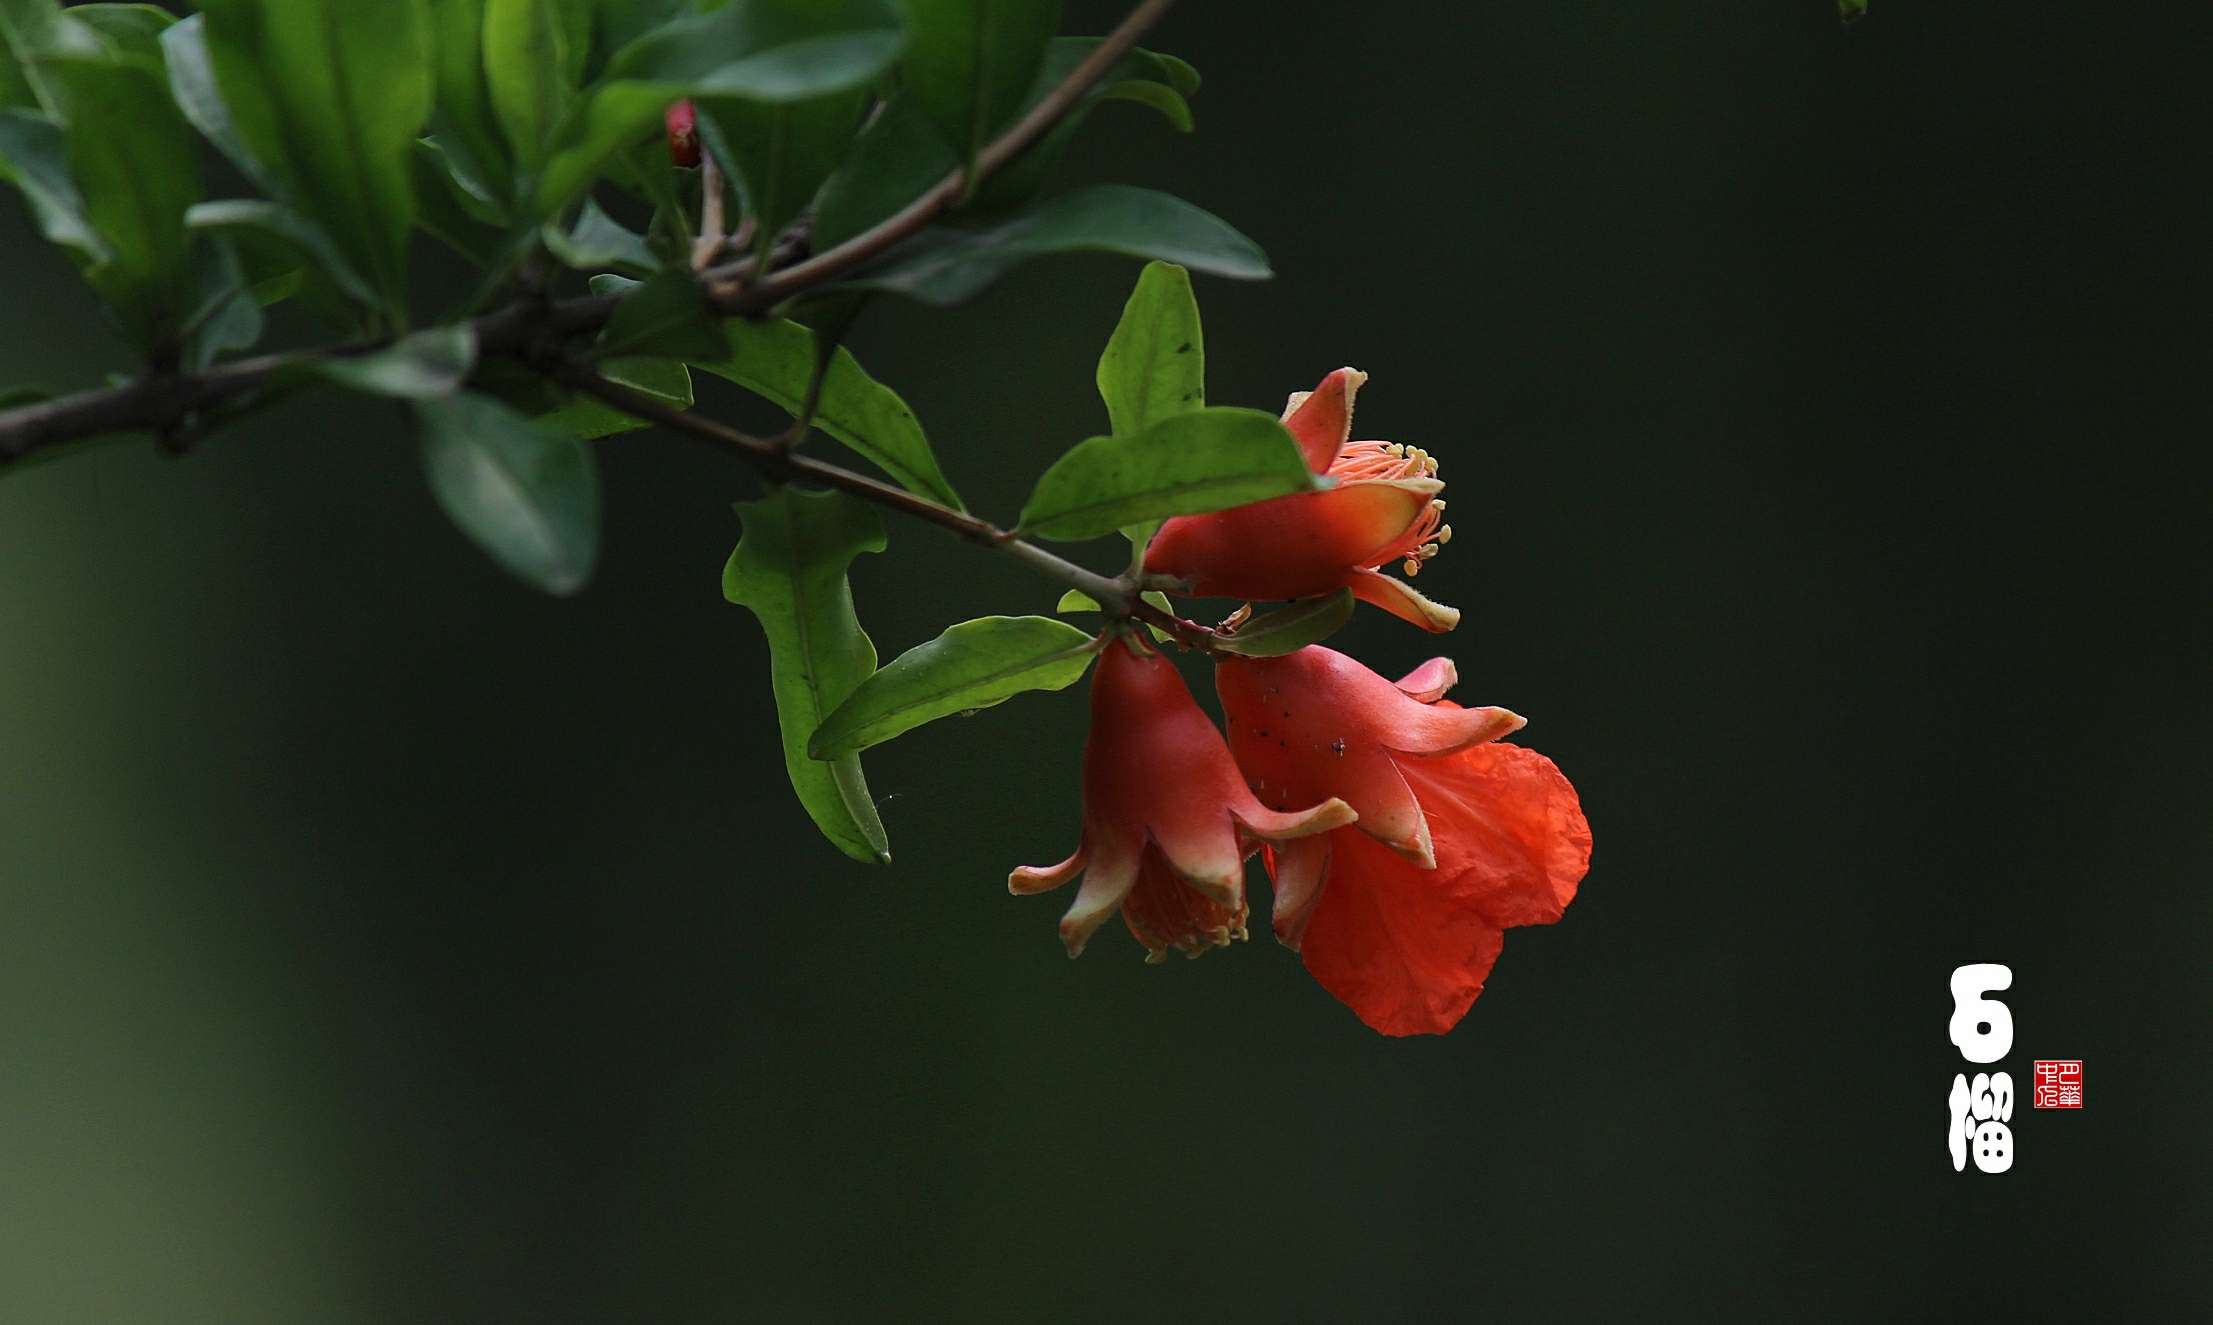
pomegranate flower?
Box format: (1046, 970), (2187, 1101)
(1011, 636), (1356, 962)
(1144, 369), (1460, 632)
(1217, 646), (1591, 1035)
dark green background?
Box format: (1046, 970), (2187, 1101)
(3, 1), (2207, 1319)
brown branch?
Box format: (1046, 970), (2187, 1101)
(566, 370), (1207, 637)
(0, 0), (1182, 466)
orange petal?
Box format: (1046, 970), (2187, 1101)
(1266, 832), (1335, 951)
(1394, 657), (1459, 703)
(1347, 568), (1462, 632)
(1281, 368), (1367, 472)
(1146, 481), (1433, 603)
(1298, 826), (1507, 1036)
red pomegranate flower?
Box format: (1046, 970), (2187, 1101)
(666, 99), (701, 168)
(1216, 645), (1591, 1035)
(1144, 368), (1460, 631)
(1010, 637), (1356, 962)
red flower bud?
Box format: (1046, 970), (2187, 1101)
(1145, 369), (1460, 631)
(1217, 645), (1591, 1034)
(665, 99), (700, 168)
(1010, 636), (1355, 962)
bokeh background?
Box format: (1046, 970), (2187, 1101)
(4, 1), (2209, 1320)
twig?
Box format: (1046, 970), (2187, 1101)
(566, 370), (1217, 634)
(0, 0), (1182, 465)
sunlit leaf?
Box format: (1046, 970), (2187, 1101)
(1018, 406), (1320, 542)
(810, 614), (1097, 758)
(1096, 259), (1201, 439)
(723, 485), (893, 864)
(693, 317), (964, 509)
(197, 0), (433, 321)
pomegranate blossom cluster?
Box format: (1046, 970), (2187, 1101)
(1014, 370), (1592, 1036)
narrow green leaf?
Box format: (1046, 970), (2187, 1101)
(1096, 260), (1201, 439)
(429, 0), (513, 208)
(528, 79), (672, 220)
(160, 15), (276, 196)
(538, 354), (692, 438)
(198, 0), (434, 319)
(45, 55), (199, 349)
(699, 86), (866, 258)
(414, 390), (601, 594)
(186, 197), (378, 317)
(1212, 587), (1357, 657)
(0, 107), (104, 261)
(608, 0), (906, 101)
(598, 267), (727, 360)
(809, 614), (1097, 759)
(898, 0), (1060, 165)
(964, 38), (1196, 215)
(835, 184), (1269, 306)
(1018, 406), (1320, 543)
(182, 233), (261, 370)
(1055, 589), (1098, 613)
(692, 317), (964, 510)
(411, 140), (506, 266)
(484, 0), (584, 173)
(321, 325), (476, 398)
(66, 4), (175, 58)
(723, 486), (892, 864)
(1098, 78), (1189, 132)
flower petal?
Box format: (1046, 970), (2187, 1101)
(1056, 833), (1142, 958)
(1281, 368), (1367, 472)
(1146, 481), (1436, 603)
(1120, 844), (1250, 963)
(1394, 657), (1458, 703)
(1010, 841), (1088, 894)
(1298, 826), (1507, 1036)
(1346, 568), (1462, 632)
(1400, 741), (1591, 929)
(1265, 832), (1334, 951)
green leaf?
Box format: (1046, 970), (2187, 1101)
(608, 0), (905, 101)
(598, 267), (728, 360)
(414, 390), (601, 594)
(699, 85), (866, 258)
(1096, 259), (1201, 439)
(723, 486), (892, 864)
(1018, 406), (1320, 542)
(809, 614), (1096, 759)
(66, 4), (175, 57)
(693, 317), (963, 509)
(44, 55), (199, 349)
(160, 15), (276, 196)
(1212, 587), (1357, 658)
(1055, 588), (1098, 613)
(197, 0), (434, 321)
(964, 37), (1195, 215)
(835, 184), (1269, 306)
(1840, 0), (1867, 19)
(529, 0), (905, 221)
(321, 325), (476, 398)
(186, 198), (378, 321)
(0, 0), (103, 118)
(541, 195), (657, 274)
(897, 0), (1059, 166)
(411, 140), (506, 266)
(182, 233), (261, 370)
(429, 0), (513, 208)
(812, 89), (955, 249)
(0, 107), (104, 261)
(537, 353), (692, 438)
(484, 0), (588, 173)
